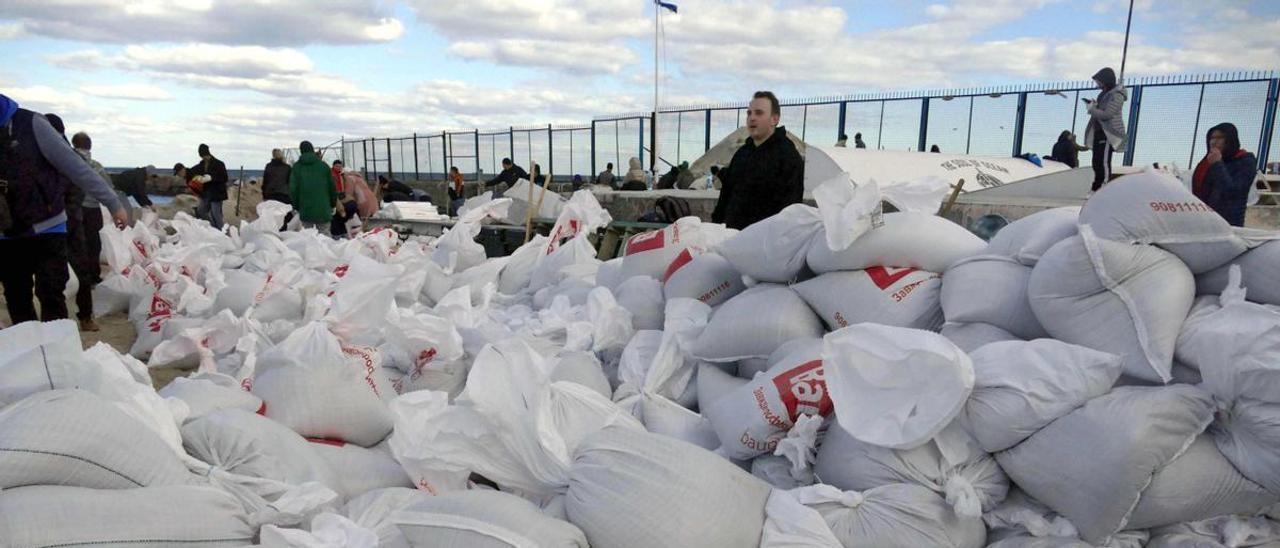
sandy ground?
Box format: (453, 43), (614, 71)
(0, 281), (187, 390)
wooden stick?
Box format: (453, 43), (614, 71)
(526, 170), (552, 243)
(523, 170), (538, 243)
(938, 178), (966, 217)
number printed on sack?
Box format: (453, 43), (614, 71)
(772, 360), (833, 421)
(1149, 201), (1210, 213)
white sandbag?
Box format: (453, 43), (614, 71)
(1176, 270), (1280, 494)
(530, 232), (598, 292)
(129, 291), (203, 359)
(638, 392), (720, 450)
(1148, 514), (1280, 548)
(759, 485), (845, 546)
(431, 221), (487, 273)
(958, 340), (1123, 453)
(793, 267), (944, 331)
(811, 176), (882, 252)
(159, 373), (263, 420)
(1124, 433), (1275, 531)
(717, 203), (822, 283)
(181, 408), (343, 497)
(214, 268), (266, 316)
(807, 211), (985, 274)
(0, 485), (255, 547)
(393, 489), (588, 548)
(552, 351), (613, 399)
(497, 234), (551, 294)
(822, 323), (974, 450)
(996, 385), (1217, 544)
(691, 285), (825, 362)
(343, 488), (433, 548)
(981, 488), (1143, 548)
(619, 216), (702, 281)
(941, 256), (1046, 339)
(91, 270), (137, 317)
(309, 440), (413, 501)
(788, 483), (987, 548)
(814, 420), (1009, 517)
(565, 425), (773, 548)
(383, 308), (465, 379)
(326, 254), (404, 346)
(595, 257), (624, 292)
(1079, 170), (1247, 273)
(613, 275), (665, 330)
(1028, 227), (1195, 383)
(985, 207), (1080, 266)
(0, 390), (194, 489)
(697, 361), (749, 409)
(0, 319), (91, 407)
(585, 286), (635, 353)
(661, 250), (746, 307)
(259, 512), (380, 548)
(1197, 239), (1280, 306)
(704, 340), (828, 459)
(939, 322), (1020, 353)
(738, 357), (771, 379)
(253, 322), (394, 447)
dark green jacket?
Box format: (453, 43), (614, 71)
(289, 152), (337, 223)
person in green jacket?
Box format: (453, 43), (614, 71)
(289, 140), (338, 231)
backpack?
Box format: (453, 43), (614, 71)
(0, 111), (68, 235)
(654, 196), (692, 223)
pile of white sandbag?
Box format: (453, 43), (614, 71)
(4, 170), (1280, 546)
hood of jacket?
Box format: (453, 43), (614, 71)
(1206, 122), (1244, 159)
(295, 151), (324, 166)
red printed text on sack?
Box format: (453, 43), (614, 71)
(772, 360), (832, 421)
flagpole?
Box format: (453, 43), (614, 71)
(653, 2), (660, 179)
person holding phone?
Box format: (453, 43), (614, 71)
(1083, 67), (1128, 192)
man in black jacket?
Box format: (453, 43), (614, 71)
(484, 158), (529, 196)
(711, 91), (804, 230)
(262, 149), (291, 204)
(189, 143), (229, 229)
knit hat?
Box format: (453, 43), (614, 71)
(0, 94), (17, 126)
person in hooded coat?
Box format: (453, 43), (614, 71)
(1050, 130), (1088, 168)
(288, 141), (338, 231)
(1084, 67), (1128, 191)
(1192, 122), (1257, 227)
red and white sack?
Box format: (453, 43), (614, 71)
(940, 322), (1021, 353)
(1197, 238), (1280, 306)
(807, 211), (985, 274)
(1028, 227), (1195, 384)
(159, 373), (263, 421)
(308, 439), (413, 501)
(690, 285), (825, 362)
(128, 289), (203, 360)
(716, 203), (821, 283)
(703, 340), (827, 459)
(181, 408), (344, 498)
(984, 207), (1080, 266)
(1079, 170), (1247, 273)
(252, 322), (394, 447)
(793, 267), (944, 331)
(941, 255), (1046, 339)
(382, 308), (465, 379)
(661, 249), (746, 307)
(618, 216), (708, 282)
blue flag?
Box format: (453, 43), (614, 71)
(655, 0), (677, 13)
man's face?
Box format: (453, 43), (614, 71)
(503, 162), (512, 170)
(1209, 130), (1227, 151)
(746, 98), (779, 142)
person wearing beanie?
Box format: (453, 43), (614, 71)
(1083, 67), (1129, 192)
(1192, 122), (1257, 227)
(188, 143), (229, 229)
(289, 140), (338, 231)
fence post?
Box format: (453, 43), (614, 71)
(640, 117), (647, 170)
(1123, 85), (1143, 166)
(837, 102), (847, 142)
(362, 139), (369, 181)
(1012, 92), (1028, 157)
(412, 133), (420, 181)
(704, 109), (712, 154)
(590, 121), (597, 179)
(965, 97), (975, 155)
(385, 138), (393, 179)
(1257, 78), (1279, 172)
(917, 97), (930, 152)
(474, 130), (480, 179)
(1188, 84), (1207, 169)
(440, 131), (448, 181)
(547, 124), (554, 176)
(648, 113), (656, 172)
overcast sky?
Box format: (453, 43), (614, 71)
(2, 0), (1278, 169)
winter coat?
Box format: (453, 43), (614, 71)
(289, 152), (337, 223)
(189, 156), (229, 201)
(262, 158), (291, 201)
(1051, 138), (1083, 168)
(485, 164), (530, 188)
(1084, 68), (1128, 152)
(711, 126), (804, 230)
(1193, 122), (1257, 227)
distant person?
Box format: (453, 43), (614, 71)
(596, 162), (615, 188)
(656, 162), (683, 190)
(1192, 123), (1257, 227)
(288, 141), (338, 232)
(262, 149), (291, 204)
(711, 90), (804, 230)
(930, 144), (941, 153)
(448, 166), (465, 214)
(572, 174), (585, 191)
(188, 143), (228, 229)
(854, 132), (866, 149)
(529, 163), (547, 186)
(623, 157), (645, 187)
(378, 175), (415, 202)
(1084, 66), (1128, 192)
(110, 166), (157, 209)
(835, 133), (848, 147)
(330, 159), (345, 197)
(485, 158), (529, 195)
(0, 94), (127, 325)
(70, 131), (113, 331)
(1050, 130), (1089, 168)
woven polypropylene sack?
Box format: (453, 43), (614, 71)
(565, 426), (772, 548)
(661, 250), (746, 307)
(309, 440), (413, 502)
(551, 351), (613, 399)
(343, 488), (433, 548)
(1079, 171), (1247, 274)
(794, 267), (944, 332)
(181, 408), (343, 498)
(619, 217), (702, 282)
(394, 489), (588, 548)
(613, 275), (665, 331)
(703, 341), (828, 459)
(1028, 230), (1195, 383)
(995, 385), (1216, 545)
(984, 207), (1080, 266)
(0, 485), (254, 547)
(0, 390), (193, 490)
(159, 374), (263, 421)
(0, 319), (90, 407)
(1197, 239), (1280, 306)
(717, 204), (822, 283)
(689, 285), (825, 362)
(807, 211), (986, 274)
(941, 256), (1046, 339)
(794, 484), (987, 548)
(1124, 433), (1276, 531)
(939, 322), (1021, 353)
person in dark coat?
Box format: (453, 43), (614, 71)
(1084, 67), (1129, 191)
(1192, 122), (1257, 227)
(1050, 130), (1089, 168)
(188, 143), (229, 229)
(854, 132), (867, 149)
(711, 91), (804, 230)
(485, 158), (530, 195)
(378, 175), (415, 202)
(110, 167), (156, 208)
(262, 149), (291, 204)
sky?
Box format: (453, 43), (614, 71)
(2, 0), (1279, 169)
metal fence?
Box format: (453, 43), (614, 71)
(294, 71), (1280, 183)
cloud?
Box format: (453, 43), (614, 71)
(81, 83), (173, 101)
(449, 40), (639, 74)
(0, 0), (403, 46)
(0, 22), (24, 39)
(6, 86), (87, 113)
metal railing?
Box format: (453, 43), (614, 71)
(287, 71), (1280, 183)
